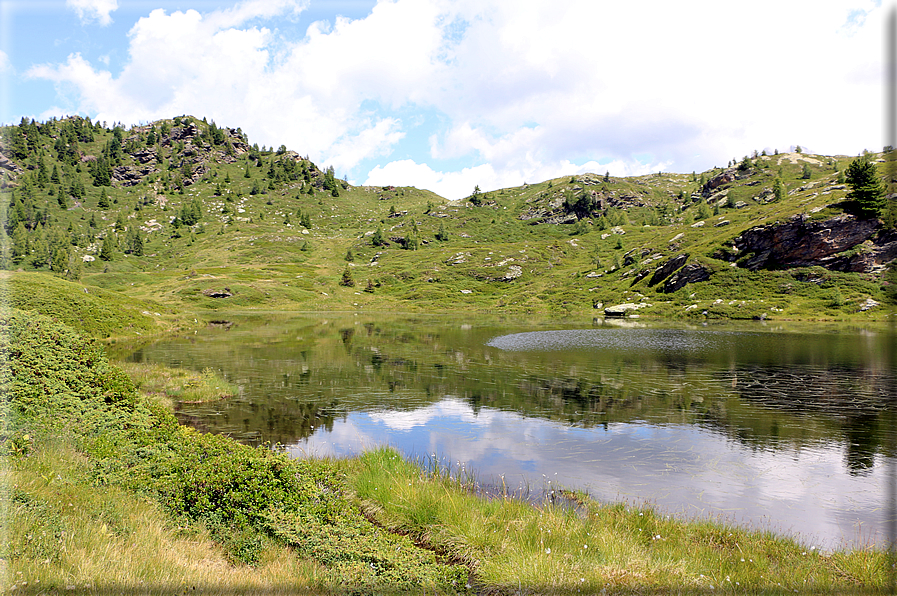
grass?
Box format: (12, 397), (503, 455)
(2, 114), (893, 321)
(348, 446), (892, 594)
(117, 362), (240, 408)
(1, 309), (468, 594)
(0, 271), (183, 339)
(4, 438), (330, 594)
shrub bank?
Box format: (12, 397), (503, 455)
(1, 309), (468, 593)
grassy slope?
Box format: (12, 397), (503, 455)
(0, 271), (183, 338)
(1, 116), (892, 321)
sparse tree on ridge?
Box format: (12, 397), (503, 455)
(845, 157), (885, 218)
(772, 177), (785, 202)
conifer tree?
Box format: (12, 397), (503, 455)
(99, 235), (115, 261)
(340, 266), (355, 287)
(65, 251), (83, 281)
(11, 223), (28, 264)
(845, 157), (885, 217)
(773, 177), (786, 202)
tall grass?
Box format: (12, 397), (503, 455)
(349, 446), (891, 594)
(4, 439), (329, 594)
(118, 361), (240, 407)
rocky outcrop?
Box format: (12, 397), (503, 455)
(663, 262), (711, 293)
(542, 213), (578, 225)
(181, 163), (210, 186)
(167, 122), (200, 143)
(113, 164), (159, 187)
(732, 214), (883, 271)
(702, 170), (735, 196)
(701, 168), (752, 197)
(0, 152), (23, 175)
(131, 147), (158, 164)
(823, 229), (897, 273)
(649, 253), (689, 286)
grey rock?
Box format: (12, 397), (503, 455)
(663, 262), (711, 293)
(734, 214), (881, 271)
(649, 253), (689, 286)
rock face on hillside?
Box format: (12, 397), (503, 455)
(702, 167), (752, 197)
(0, 153), (23, 175)
(649, 253), (689, 286)
(825, 229), (897, 273)
(663, 263), (711, 293)
(0, 152), (22, 188)
(113, 164), (159, 187)
(730, 214), (891, 272)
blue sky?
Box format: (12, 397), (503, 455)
(0, 0), (888, 199)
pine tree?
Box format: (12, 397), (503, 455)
(845, 157), (885, 217)
(65, 251), (83, 281)
(91, 156), (112, 186)
(30, 232), (49, 267)
(99, 235), (115, 261)
(340, 266), (355, 287)
(11, 222), (28, 264)
(50, 245), (69, 274)
(773, 177), (785, 202)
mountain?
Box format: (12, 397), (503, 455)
(1, 114), (894, 321)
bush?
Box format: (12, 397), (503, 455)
(2, 310), (468, 587)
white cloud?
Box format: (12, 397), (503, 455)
(323, 117), (405, 174)
(0, 50), (12, 74)
(27, 0), (887, 196)
(66, 0), (118, 26)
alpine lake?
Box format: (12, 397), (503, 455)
(109, 313), (897, 552)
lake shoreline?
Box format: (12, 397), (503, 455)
(5, 308), (896, 593)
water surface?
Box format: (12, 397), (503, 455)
(113, 314), (896, 550)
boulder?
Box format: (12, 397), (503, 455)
(649, 253), (689, 286)
(663, 262), (711, 293)
(542, 213), (578, 225)
(859, 298), (879, 312)
(202, 288), (232, 298)
(604, 302), (650, 317)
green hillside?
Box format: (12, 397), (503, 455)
(1, 114), (894, 323)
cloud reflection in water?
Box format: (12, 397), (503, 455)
(290, 396), (886, 550)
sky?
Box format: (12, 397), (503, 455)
(0, 0), (889, 200)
